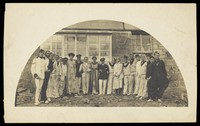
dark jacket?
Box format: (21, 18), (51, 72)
(146, 61), (153, 79)
(98, 64), (109, 80)
(151, 59), (167, 79)
(75, 60), (83, 77)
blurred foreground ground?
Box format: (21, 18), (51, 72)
(16, 87), (188, 107)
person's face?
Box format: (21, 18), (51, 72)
(112, 58), (116, 63)
(69, 55), (74, 60)
(92, 58), (96, 62)
(124, 58), (128, 63)
(141, 55), (146, 61)
(53, 55), (56, 60)
(129, 54), (134, 60)
(136, 56), (140, 61)
(146, 56), (150, 61)
(84, 58), (88, 62)
(101, 60), (105, 64)
(45, 52), (50, 58)
(150, 57), (155, 63)
(154, 54), (159, 60)
(38, 52), (43, 57)
(49, 54), (53, 60)
(56, 56), (59, 61)
(116, 58), (120, 63)
(77, 57), (81, 61)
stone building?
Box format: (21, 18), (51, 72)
(16, 20), (188, 106)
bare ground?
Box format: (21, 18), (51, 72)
(16, 87), (188, 107)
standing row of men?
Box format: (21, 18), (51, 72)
(31, 49), (169, 106)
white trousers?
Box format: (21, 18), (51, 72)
(107, 73), (114, 94)
(128, 74), (135, 95)
(76, 77), (82, 94)
(138, 74), (148, 97)
(82, 73), (90, 94)
(99, 79), (107, 95)
(133, 74), (140, 95)
(34, 79), (44, 103)
(59, 76), (66, 96)
(123, 75), (133, 95)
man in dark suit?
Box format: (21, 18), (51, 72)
(146, 54), (154, 102)
(40, 50), (52, 103)
(150, 51), (169, 102)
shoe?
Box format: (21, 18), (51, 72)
(147, 99), (153, 102)
(34, 102), (40, 106)
(133, 94), (137, 97)
(47, 98), (51, 102)
(158, 99), (162, 102)
(45, 100), (49, 104)
(139, 97), (143, 100)
(40, 100), (45, 103)
(135, 95), (140, 98)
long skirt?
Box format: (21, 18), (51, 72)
(46, 74), (59, 98)
(82, 72), (90, 94)
(90, 70), (99, 94)
(113, 77), (123, 90)
(68, 73), (76, 94)
(107, 73), (114, 94)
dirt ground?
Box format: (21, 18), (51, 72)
(16, 87), (188, 107)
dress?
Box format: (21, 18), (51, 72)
(79, 62), (91, 94)
(113, 62), (123, 90)
(90, 62), (99, 94)
(67, 60), (76, 94)
(46, 60), (59, 98)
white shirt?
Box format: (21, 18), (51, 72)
(114, 62), (123, 79)
(60, 63), (68, 76)
(123, 62), (131, 76)
(137, 60), (147, 75)
(31, 57), (48, 79)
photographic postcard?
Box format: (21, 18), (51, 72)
(4, 3), (196, 123)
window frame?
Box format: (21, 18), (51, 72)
(132, 34), (153, 53)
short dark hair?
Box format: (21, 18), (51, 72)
(100, 58), (105, 61)
(39, 49), (45, 53)
(135, 54), (140, 58)
(124, 55), (128, 59)
(150, 56), (155, 59)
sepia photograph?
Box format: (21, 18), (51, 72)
(15, 20), (188, 107)
(4, 3), (196, 123)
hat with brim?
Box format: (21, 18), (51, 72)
(92, 56), (97, 60)
(154, 51), (160, 56)
(62, 57), (68, 61)
(100, 58), (105, 61)
(76, 54), (82, 58)
(68, 53), (75, 57)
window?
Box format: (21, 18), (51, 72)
(66, 34), (76, 55)
(40, 34), (112, 60)
(76, 34), (87, 57)
(40, 34), (64, 56)
(132, 34), (152, 53)
(87, 35), (111, 61)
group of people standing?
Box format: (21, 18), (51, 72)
(31, 49), (169, 106)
